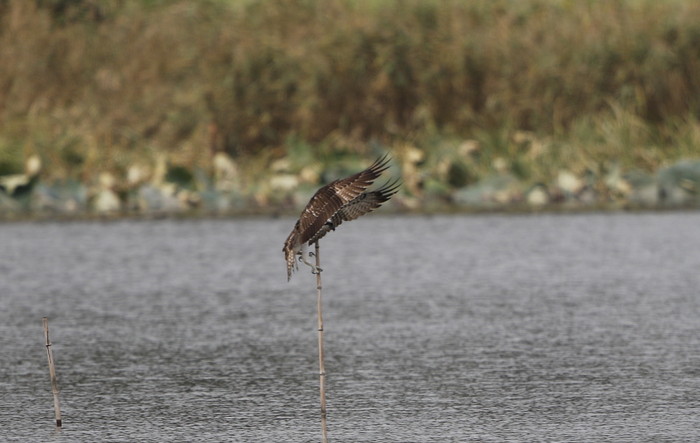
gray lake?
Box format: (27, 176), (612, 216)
(1, 212), (699, 442)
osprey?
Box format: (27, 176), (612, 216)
(283, 155), (399, 280)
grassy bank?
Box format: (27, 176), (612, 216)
(1, 0), (700, 214)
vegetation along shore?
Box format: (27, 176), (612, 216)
(1, 0), (700, 219)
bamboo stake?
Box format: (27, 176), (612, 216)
(314, 241), (328, 443)
(42, 317), (62, 429)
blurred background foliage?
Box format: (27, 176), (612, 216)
(1, 0), (700, 213)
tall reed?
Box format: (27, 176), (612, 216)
(314, 241), (328, 443)
(42, 317), (62, 429)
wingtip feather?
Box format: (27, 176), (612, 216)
(368, 153), (392, 176)
(377, 177), (402, 196)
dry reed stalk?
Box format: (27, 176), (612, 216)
(42, 317), (62, 429)
(314, 241), (328, 443)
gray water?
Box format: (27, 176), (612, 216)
(1, 213), (699, 442)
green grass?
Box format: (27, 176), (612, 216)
(1, 0), (700, 200)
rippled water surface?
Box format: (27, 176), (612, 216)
(1, 213), (699, 442)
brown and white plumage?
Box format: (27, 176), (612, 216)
(283, 155), (399, 280)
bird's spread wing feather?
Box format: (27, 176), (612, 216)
(296, 155), (391, 244)
(308, 178), (401, 244)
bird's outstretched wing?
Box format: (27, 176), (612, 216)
(308, 178), (401, 244)
(296, 154), (391, 245)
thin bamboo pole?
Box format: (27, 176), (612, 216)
(42, 317), (62, 429)
(314, 241), (328, 443)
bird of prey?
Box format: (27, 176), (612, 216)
(283, 155), (400, 280)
